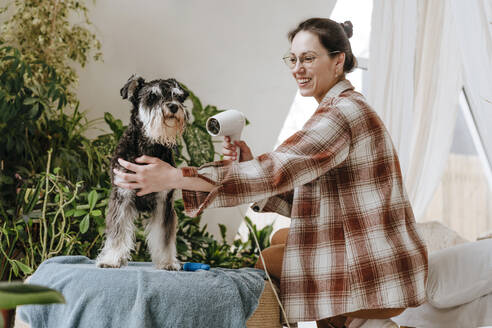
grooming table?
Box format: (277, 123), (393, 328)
(14, 256), (281, 328)
(14, 281), (281, 328)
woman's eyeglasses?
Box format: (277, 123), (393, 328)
(282, 51), (341, 69)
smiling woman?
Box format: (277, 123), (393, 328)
(113, 17), (428, 328)
(285, 19), (357, 103)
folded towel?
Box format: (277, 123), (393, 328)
(17, 256), (265, 328)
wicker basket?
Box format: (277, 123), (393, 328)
(247, 280), (282, 328)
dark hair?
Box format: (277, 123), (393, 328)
(288, 18), (357, 73)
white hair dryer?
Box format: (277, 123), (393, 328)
(206, 109), (246, 162)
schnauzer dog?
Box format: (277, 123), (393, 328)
(96, 75), (189, 270)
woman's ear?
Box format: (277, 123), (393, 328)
(336, 52), (346, 75)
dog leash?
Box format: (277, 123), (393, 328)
(236, 207), (292, 328)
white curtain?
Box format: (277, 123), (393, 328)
(368, 0), (463, 220)
(366, 1), (417, 175)
(450, 0), (492, 189)
(405, 0), (463, 220)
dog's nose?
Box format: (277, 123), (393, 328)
(168, 103), (179, 114)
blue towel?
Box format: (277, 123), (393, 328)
(18, 256), (266, 328)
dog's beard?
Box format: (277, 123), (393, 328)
(138, 105), (185, 146)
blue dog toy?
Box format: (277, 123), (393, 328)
(182, 262), (210, 271)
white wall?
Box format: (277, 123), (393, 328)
(77, 0), (335, 156)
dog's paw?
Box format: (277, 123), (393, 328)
(155, 260), (181, 271)
(96, 261), (122, 269)
(96, 256), (126, 268)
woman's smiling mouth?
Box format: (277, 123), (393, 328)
(297, 77), (312, 86)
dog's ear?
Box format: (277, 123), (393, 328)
(120, 74), (145, 100)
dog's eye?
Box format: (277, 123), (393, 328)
(176, 89), (189, 103)
(146, 93), (158, 107)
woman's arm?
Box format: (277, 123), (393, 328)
(116, 101), (351, 217)
(114, 136), (254, 195)
(181, 103), (352, 217)
(114, 156), (214, 196)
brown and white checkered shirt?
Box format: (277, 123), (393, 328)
(181, 79), (428, 322)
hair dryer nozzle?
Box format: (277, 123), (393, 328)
(206, 110), (246, 162)
(206, 110), (245, 140)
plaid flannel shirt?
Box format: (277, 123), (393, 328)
(181, 79), (428, 322)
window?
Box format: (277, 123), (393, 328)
(330, 0), (372, 95)
(422, 89), (492, 241)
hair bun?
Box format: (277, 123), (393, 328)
(340, 21), (353, 39)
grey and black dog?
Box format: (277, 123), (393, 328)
(96, 75), (189, 270)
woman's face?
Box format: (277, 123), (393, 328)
(289, 31), (345, 103)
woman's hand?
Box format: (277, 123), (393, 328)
(222, 136), (254, 162)
(113, 155), (179, 196)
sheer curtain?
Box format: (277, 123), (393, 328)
(366, 1), (417, 175)
(367, 0), (462, 220)
(405, 0), (463, 219)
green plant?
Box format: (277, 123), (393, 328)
(0, 45), (66, 201)
(1, 150), (81, 280)
(175, 199), (272, 269)
(0, 0), (102, 105)
(0, 44), (112, 205)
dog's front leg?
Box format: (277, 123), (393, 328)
(96, 188), (137, 268)
(146, 190), (180, 270)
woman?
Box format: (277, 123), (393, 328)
(114, 18), (428, 328)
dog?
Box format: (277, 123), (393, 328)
(96, 74), (189, 270)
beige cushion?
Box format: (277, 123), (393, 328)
(416, 221), (468, 253)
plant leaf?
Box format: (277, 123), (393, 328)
(90, 209), (102, 217)
(24, 178), (43, 214)
(22, 97), (38, 105)
(10, 261), (19, 277)
(0, 282), (65, 310)
(80, 214), (90, 234)
(88, 190), (98, 211)
(12, 260), (33, 275)
(73, 209), (87, 217)
(219, 224), (227, 241)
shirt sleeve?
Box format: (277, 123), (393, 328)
(250, 190), (294, 218)
(181, 103), (351, 217)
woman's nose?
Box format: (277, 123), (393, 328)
(292, 61), (304, 74)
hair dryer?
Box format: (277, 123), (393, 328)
(206, 109), (246, 162)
